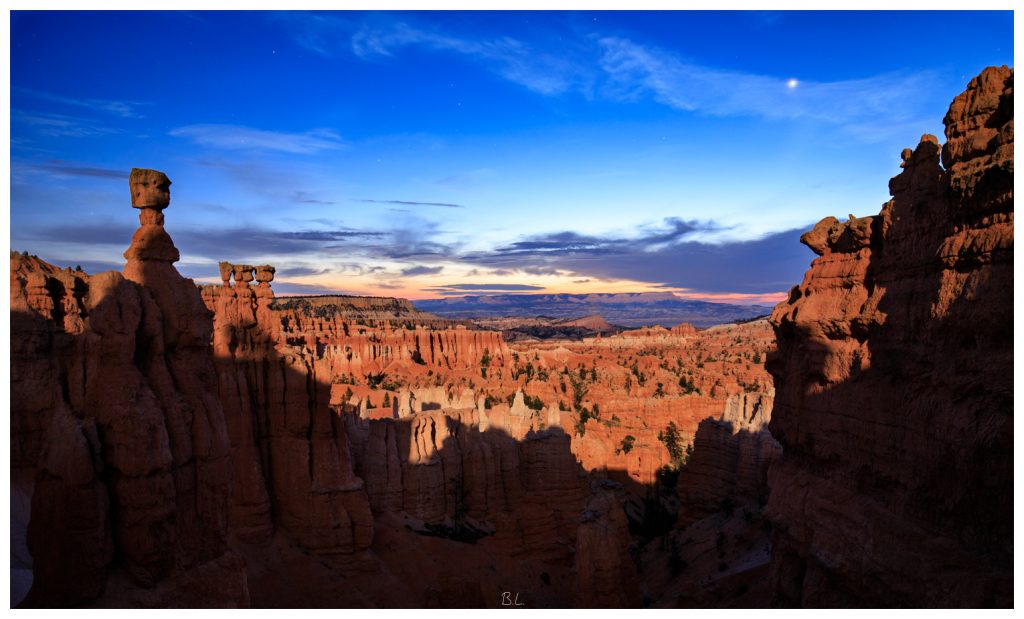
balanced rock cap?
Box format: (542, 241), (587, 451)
(130, 168), (172, 209)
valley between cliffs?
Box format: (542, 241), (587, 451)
(9, 66), (1013, 608)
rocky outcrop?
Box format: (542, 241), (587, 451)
(339, 400), (643, 605)
(676, 392), (780, 525)
(572, 480), (641, 607)
(10, 168), (247, 607)
(670, 322), (697, 337)
(200, 268), (515, 558)
(766, 67), (1013, 607)
(346, 407), (519, 520)
(233, 293), (511, 375)
(558, 314), (616, 332)
(201, 271), (375, 556)
(346, 407), (599, 560)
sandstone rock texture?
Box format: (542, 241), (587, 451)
(346, 408), (599, 560)
(200, 274), (375, 556)
(676, 392), (780, 526)
(10, 168), (247, 607)
(766, 66), (1013, 607)
(198, 270), (521, 558)
(572, 480), (641, 607)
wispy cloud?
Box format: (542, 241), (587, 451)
(374, 220), (461, 261)
(29, 161), (125, 179)
(352, 22), (591, 96)
(17, 221), (136, 246)
(292, 191), (335, 205)
(15, 87), (147, 118)
(277, 229), (386, 241)
(597, 36), (935, 129)
(14, 220), (391, 267)
(277, 265), (334, 277)
(272, 281), (353, 296)
(13, 110), (119, 138)
(174, 222), (450, 270)
(170, 124), (346, 154)
(425, 283), (546, 293)
(489, 218), (722, 256)
(357, 198), (465, 208)
(279, 14), (594, 96)
(458, 220), (813, 295)
(401, 265), (444, 276)
(276, 14), (935, 137)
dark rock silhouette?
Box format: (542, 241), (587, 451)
(11, 168), (247, 607)
(766, 66), (1013, 607)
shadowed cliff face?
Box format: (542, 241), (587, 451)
(9, 168), (248, 607)
(675, 394), (779, 527)
(199, 279), (375, 556)
(766, 66), (1013, 607)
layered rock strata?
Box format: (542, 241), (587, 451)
(767, 66), (1013, 607)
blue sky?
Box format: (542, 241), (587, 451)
(9, 10), (1014, 303)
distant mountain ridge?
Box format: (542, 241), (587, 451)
(415, 292), (771, 328)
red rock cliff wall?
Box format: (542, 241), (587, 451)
(766, 66), (1013, 607)
(200, 283), (375, 556)
(10, 172), (249, 606)
(675, 392), (780, 525)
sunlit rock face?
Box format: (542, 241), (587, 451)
(766, 66), (1013, 608)
(10, 169), (247, 608)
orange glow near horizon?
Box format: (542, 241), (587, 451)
(192, 262), (787, 307)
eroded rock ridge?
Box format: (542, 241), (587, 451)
(767, 66), (1013, 607)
